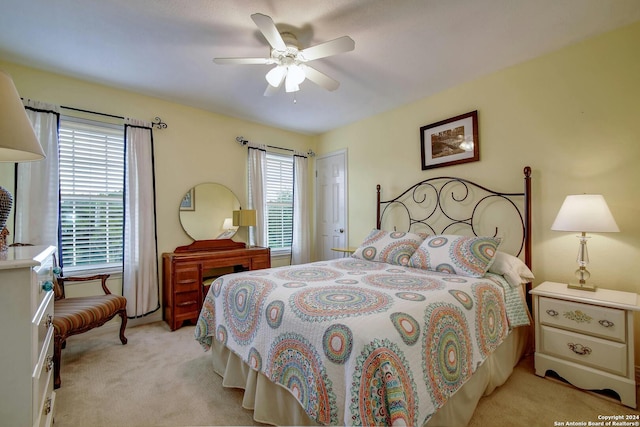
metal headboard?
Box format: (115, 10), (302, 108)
(376, 166), (532, 268)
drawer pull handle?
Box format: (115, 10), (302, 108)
(568, 343), (592, 356)
(598, 319), (614, 328)
(177, 300), (197, 307)
(44, 314), (53, 329)
(546, 309), (559, 317)
(42, 280), (54, 292)
(44, 397), (52, 415)
(45, 355), (54, 372)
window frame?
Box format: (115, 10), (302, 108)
(264, 151), (294, 256)
(58, 115), (125, 275)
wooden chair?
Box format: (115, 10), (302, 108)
(52, 273), (128, 389)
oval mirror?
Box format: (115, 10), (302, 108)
(179, 183), (241, 241)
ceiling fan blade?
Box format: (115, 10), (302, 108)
(213, 57), (271, 65)
(301, 65), (340, 91)
(299, 36), (355, 61)
(251, 13), (286, 51)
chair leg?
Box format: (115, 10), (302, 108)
(53, 335), (65, 389)
(118, 309), (128, 345)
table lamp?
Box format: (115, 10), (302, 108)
(0, 70), (46, 251)
(233, 209), (257, 247)
(551, 194), (619, 291)
(222, 217), (234, 231)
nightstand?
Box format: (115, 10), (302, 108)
(530, 281), (640, 408)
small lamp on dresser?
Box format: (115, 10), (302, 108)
(233, 208), (257, 247)
(551, 194), (619, 291)
(0, 70), (46, 252)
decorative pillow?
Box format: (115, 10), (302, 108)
(352, 229), (426, 266)
(408, 234), (501, 278)
(488, 251), (534, 288)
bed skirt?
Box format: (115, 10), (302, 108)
(209, 325), (531, 426)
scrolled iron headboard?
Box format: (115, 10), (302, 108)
(376, 166), (532, 268)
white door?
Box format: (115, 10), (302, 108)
(315, 150), (347, 261)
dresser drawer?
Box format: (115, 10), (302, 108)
(33, 327), (54, 427)
(540, 325), (627, 376)
(174, 264), (201, 292)
(173, 291), (200, 316)
(34, 254), (54, 310)
(538, 296), (626, 342)
(33, 290), (54, 364)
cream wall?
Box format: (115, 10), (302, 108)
(1, 22), (638, 360)
(317, 22), (640, 363)
(0, 60), (315, 321)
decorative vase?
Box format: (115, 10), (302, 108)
(0, 186), (13, 251)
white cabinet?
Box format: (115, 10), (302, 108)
(531, 281), (640, 408)
(0, 245), (57, 427)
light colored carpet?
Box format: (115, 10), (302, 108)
(54, 322), (639, 426)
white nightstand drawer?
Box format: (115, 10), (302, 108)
(540, 325), (627, 376)
(539, 296), (626, 342)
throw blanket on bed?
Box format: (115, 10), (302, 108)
(195, 258), (529, 426)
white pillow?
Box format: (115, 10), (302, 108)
(488, 251), (534, 288)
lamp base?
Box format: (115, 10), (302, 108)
(567, 282), (597, 292)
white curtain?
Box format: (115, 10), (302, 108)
(123, 119), (159, 317)
(247, 145), (267, 247)
(15, 101), (59, 247)
(291, 153), (310, 264)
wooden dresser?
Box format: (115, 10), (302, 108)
(162, 240), (271, 331)
(0, 245), (57, 427)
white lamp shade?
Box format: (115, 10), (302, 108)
(0, 70), (45, 162)
(551, 194), (619, 232)
(222, 217), (234, 230)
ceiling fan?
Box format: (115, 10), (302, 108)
(213, 13), (355, 96)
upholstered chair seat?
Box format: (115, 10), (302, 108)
(52, 274), (127, 389)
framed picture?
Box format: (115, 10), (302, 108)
(420, 110), (479, 170)
(180, 188), (195, 211)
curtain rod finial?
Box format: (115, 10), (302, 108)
(152, 117), (167, 129)
(236, 136), (249, 146)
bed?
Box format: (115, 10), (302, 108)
(195, 166), (534, 426)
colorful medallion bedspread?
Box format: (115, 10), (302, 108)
(195, 258), (529, 426)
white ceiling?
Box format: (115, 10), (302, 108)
(1, 0), (639, 135)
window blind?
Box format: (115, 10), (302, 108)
(58, 117), (125, 270)
(265, 152), (293, 250)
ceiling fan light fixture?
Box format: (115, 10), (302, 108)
(214, 13), (355, 95)
(265, 65), (286, 87)
(288, 64), (305, 84)
(285, 75), (300, 93)
(285, 63), (306, 92)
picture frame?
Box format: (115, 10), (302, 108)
(420, 110), (479, 170)
(180, 188), (195, 211)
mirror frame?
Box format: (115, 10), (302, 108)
(178, 182), (241, 241)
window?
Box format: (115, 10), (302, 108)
(265, 152), (293, 252)
(58, 117), (125, 271)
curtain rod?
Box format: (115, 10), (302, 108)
(235, 136), (315, 157)
(60, 105), (168, 129)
